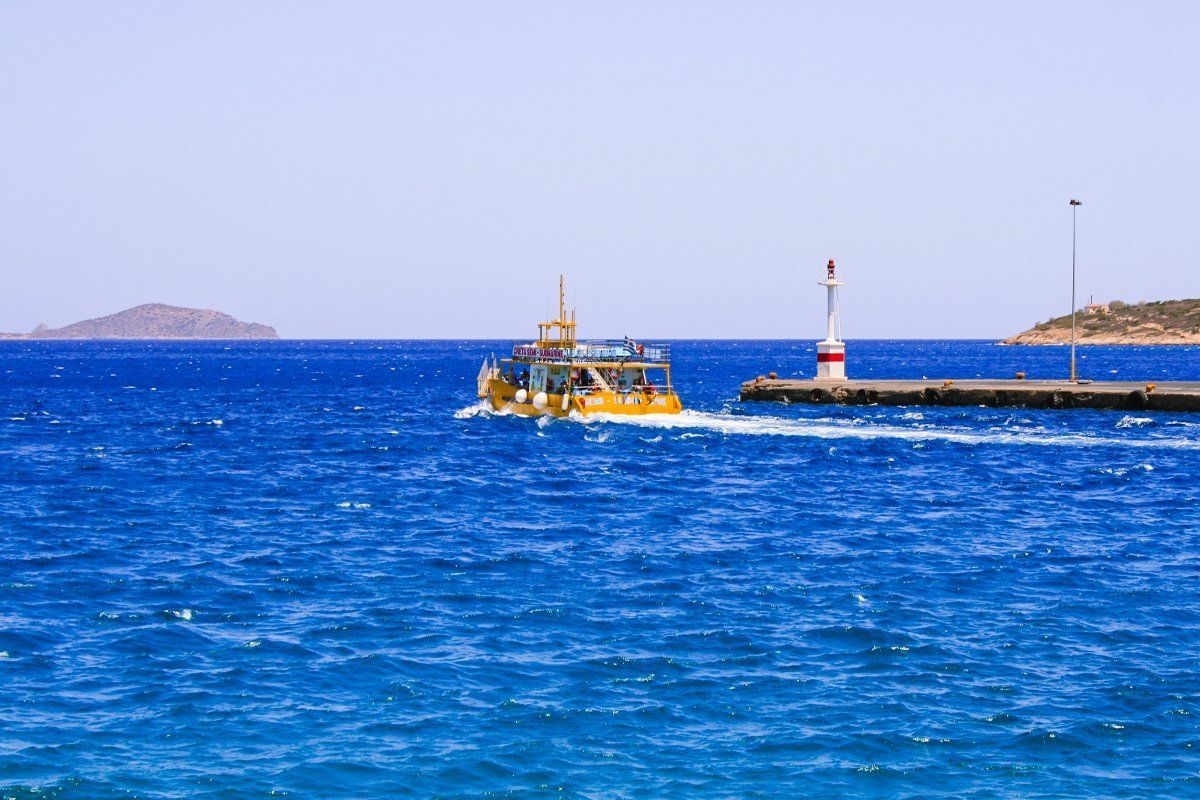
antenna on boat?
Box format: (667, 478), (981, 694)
(536, 275), (577, 347)
(559, 275), (565, 331)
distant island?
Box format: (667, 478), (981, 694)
(0, 303), (279, 340)
(1004, 299), (1200, 345)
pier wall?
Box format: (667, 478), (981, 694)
(739, 379), (1200, 413)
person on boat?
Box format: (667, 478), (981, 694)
(519, 369), (530, 389)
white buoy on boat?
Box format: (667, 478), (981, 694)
(561, 393), (570, 411)
(515, 389), (528, 404)
(532, 391), (549, 410)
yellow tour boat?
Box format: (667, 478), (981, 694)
(476, 277), (683, 417)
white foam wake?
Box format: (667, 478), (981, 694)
(567, 410), (1200, 451)
(455, 403), (1200, 450)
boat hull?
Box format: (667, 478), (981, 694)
(485, 379), (682, 417)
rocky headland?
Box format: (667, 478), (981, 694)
(1, 304), (279, 340)
(1003, 299), (1200, 345)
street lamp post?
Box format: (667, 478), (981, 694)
(1069, 199), (1082, 382)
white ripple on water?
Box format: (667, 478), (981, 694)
(1097, 464), (1154, 476)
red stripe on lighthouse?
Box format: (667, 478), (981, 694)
(816, 353), (845, 363)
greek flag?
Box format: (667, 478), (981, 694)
(623, 335), (639, 356)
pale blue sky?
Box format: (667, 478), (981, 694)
(2, 2), (1197, 338)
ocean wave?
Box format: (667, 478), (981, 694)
(454, 402), (512, 419)
(8, 340), (1199, 798)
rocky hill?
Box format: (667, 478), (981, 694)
(1004, 299), (1200, 345)
(1, 304), (279, 340)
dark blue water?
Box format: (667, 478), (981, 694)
(3, 340), (1200, 799)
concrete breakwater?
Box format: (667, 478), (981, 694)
(740, 378), (1200, 412)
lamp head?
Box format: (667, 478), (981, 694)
(1069, 199), (1082, 206)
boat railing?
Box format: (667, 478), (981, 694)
(508, 341), (670, 363)
(576, 340), (671, 362)
(495, 378), (675, 396)
(567, 340), (671, 363)
(567, 384), (675, 396)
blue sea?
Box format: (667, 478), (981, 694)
(2, 340), (1200, 799)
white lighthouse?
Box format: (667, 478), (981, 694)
(815, 259), (845, 381)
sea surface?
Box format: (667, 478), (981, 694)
(2, 340), (1200, 799)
